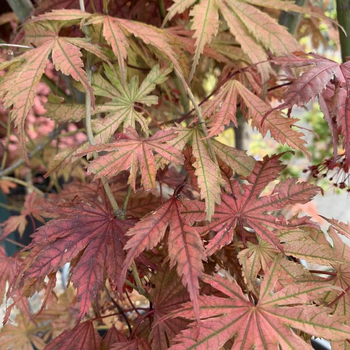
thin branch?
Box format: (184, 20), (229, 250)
(125, 289), (142, 316)
(1, 176), (44, 196)
(104, 286), (132, 335)
(0, 125), (65, 178)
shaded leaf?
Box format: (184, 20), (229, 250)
(45, 320), (101, 350)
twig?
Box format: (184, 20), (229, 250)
(0, 125), (65, 178)
(125, 289), (142, 316)
(1, 176), (44, 196)
(104, 286), (132, 334)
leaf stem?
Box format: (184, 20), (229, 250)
(79, 0), (120, 215)
(131, 261), (147, 296)
(158, 0), (166, 20)
(0, 202), (21, 212)
(178, 71), (218, 164)
(328, 285), (350, 307)
(4, 237), (26, 248)
(0, 43), (33, 49)
(308, 270), (336, 276)
(122, 185), (132, 212)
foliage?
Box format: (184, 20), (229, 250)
(0, 1), (350, 349)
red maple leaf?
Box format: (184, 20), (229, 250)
(182, 153), (320, 253)
(266, 52), (350, 169)
(79, 127), (184, 191)
(119, 193), (206, 321)
(45, 320), (101, 350)
(11, 197), (133, 319)
(149, 266), (190, 350)
(165, 256), (350, 349)
(1, 192), (44, 239)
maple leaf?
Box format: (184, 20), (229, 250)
(0, 312), (46, 350)
(159, 126), (254, 219)
(0, 192), (44, 239)
(85, 14), (187, 82)
(182, 153), (319, 253)
(0, 20), (109, 161)
(45, 320), (101, 350)
(0, 179), (16, 194)
(321, 226), (350, 349)
(0, 246), (15, 303)
(44, 62), (174, 177)
(119, 196), (206, 321)
(163, 0), (301, 81)
(11, 198), (132, 319)
(35, 286), (78, 341)
(166, 256), (350, 349)
(267, 53), (350, 167)
(149, 266), (190, 350)
(92, 64), (172, 143)
(44, 94), (86, 123)
(79, 128), (183, 191)
(238, 227), (345, 295)
(278, 228), (349, 267)
(238, 238), (277, 292)
(204, 79), (309, 156)
(102, 327), (127, 350)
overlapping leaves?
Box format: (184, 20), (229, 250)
(267, 53), (350, 168)
(166, 256), (350, 349)
(160, 125), (255, 220)
(10, 197), (132, 319)
(79, 128), (183, 190)
(0, 20), (108, 160)
(204, 79), (309, 156)
(119, 196), (205, 321)
(163, 0), (305, 81)
(182, 153), (319, 253)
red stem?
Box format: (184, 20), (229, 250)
(328, 285), (350, 307)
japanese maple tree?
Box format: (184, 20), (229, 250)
(1, 0), (350, 349)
